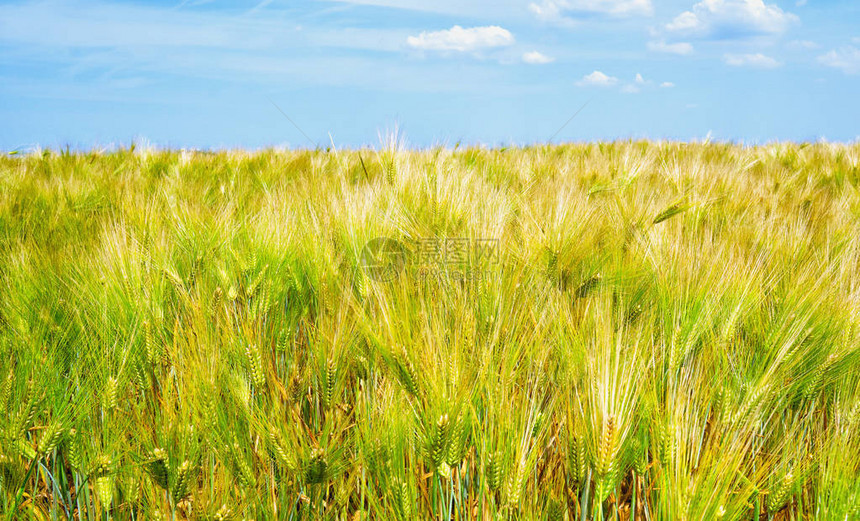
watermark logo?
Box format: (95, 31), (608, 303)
(360, 236), (500, 283)
(413, 237), (500, 267)
(360, 237), (408, 282)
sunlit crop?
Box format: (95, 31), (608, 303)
(1, 141), (859, 520)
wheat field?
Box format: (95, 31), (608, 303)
(0, 141), (859, 520)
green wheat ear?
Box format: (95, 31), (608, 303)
(146, 447), (170, 490)
(429, 413), (450, 470)
(91, 454), (115, 508)
(305, 448), (328, 484)
(392, 477), (413, 521)
(355, 269), (369, 300)
(0, 370), (13, 410)
(545, 247), (558, 278)
(446, 412), (470, 467)
(267, 428), (295, 472)
(212, 286), (223, 316)
(211, 504), (234, 521)
(247, 263), (268, 297)
(595, 415), (617, 478)
(385, 155), (396, 186)
(244, 343), (265, 391)
(546, 497), (564, 521)
(94, 474), (115, 508)
(229, 442), (256, 488)
(505, 456), (527, 507)
(66, 429), (83, 472)
(172, 459), (195, 501)
(568, 432), (587, 487)
(766, 471), (796, 513)
(486, 450), (506, 492)
(323, 357), (337, 409)
(393, 354), (420, 397)
(102, 376), (118, 412)
(38, 419), (66, 455)
(632, 431), (649, 475)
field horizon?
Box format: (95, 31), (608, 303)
(7, 138), (860, 156)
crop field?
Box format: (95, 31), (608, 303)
(1, 141), (860, 520)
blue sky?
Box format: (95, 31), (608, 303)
(1, 0), (858, 149)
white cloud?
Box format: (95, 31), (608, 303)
(787, 39), (819, 50)
(522, 50), (555, 64)
(529, 0), (653, 24)
(0, 1), (523, 95)
(723, 52), (782, 68)
(666, 11), (700, 33)
(665, 0), (798, 39)
(647, 40), (694, 55)
(576, 70), (618, 87)
(579, 72), (669, 93)
(406, 25), (514, 52)
(818, 46), (860, 74)
(528, 1), (567, 23)
(621, 74), (646, 93)
(660, 81), (675, 87)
